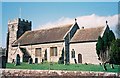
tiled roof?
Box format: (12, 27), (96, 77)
(70, 26), (104, 43)
(13, 24), (73, 46)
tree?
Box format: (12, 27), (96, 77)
(58, 48), (64, 64)
(96, 36), (104, 57)
(110, 39), (120, 65)
(96, 28), (116, 70)
(116, 23), (120, 38)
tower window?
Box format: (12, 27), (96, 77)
(71, 49), (75, 58)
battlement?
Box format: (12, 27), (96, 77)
(8, 18), (31, 25)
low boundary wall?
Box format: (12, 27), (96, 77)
(1, 69), (120, 78)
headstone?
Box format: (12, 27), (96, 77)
(2, 56), (6, 68)
(74, 58), (77, 64)
(12, 59), (15, 63)
(58, 57), (64, 64)
(28, 58), (33, 64)
(0, 56), (6, 68)
(15, 54), (20, 66)
(85, 63), (88, 65)
(41, 59), (44, 64)
(35, 58), (38, 64)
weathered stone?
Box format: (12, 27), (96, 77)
(1, 69), (120, 78)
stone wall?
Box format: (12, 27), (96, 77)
(1, 69), (120, 78)
(70, 42), (100, 64)
(17, 42), (64, 63)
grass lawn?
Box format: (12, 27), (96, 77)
(6, 63), (120, 73)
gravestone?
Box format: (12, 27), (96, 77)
(15, 54), (20, 66)
(35, 58), (38, 64)
(0, 56), (6, 68)
(12, 59), (15, 63)
(74, 58), (77, 64)
(28, 58), (33, 64)
(41, 59), (44, 64)
(2, 56), (6, 68)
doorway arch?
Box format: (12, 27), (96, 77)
(78, 54), (82, 63)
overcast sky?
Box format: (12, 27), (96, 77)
(1, 2), (119, 48)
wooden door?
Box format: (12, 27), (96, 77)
(78, 54), (82, 63)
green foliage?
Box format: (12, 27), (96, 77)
(110, 39), (120, 65)
(102, 31), (109, 48)
(96, 36), (104, 56)
(58, 48), (64, 64)
(108, 30), (115, 42)
(96, 26), (116, 64)
(102, 29), (115, 49)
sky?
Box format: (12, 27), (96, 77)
(1, 0), (120, 2)
(1, 2), (119, 48)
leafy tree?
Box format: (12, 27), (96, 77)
(96, 26), (116, 70)
(110, 39), (120, 65)
(108, 30), (115, 43)
(96, 36), (104, 57)
(58, 48), (64, 64)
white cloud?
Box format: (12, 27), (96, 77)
(36, 14), (119, 37)
(37, 14), (118, 29)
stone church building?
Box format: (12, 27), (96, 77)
(7, 18), (110, 64)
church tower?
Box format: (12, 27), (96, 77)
(7, 18), (32, 62)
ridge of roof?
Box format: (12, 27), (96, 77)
(31, 24), (73, 32)
(79, 26), (104, 30)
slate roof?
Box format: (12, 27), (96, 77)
(13, 24), (73, 46)
(70, 26), (104, 43)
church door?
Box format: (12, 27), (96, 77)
(78, 54), (82, 63)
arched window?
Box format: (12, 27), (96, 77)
(71, 49), (75, 58)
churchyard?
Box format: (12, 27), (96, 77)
(6, 62), (120, 73)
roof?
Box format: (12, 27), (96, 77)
(13, 24), (73, 46)
(70, 26), (104, 43)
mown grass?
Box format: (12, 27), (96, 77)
(6, 62), (120, 73)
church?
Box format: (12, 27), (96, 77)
(7, 18), (110, 64)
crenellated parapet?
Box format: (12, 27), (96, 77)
(19, 18), (32, 26)
(8, 18), (31, 26)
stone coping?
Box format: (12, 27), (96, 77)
(0, 69), (120, 77)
